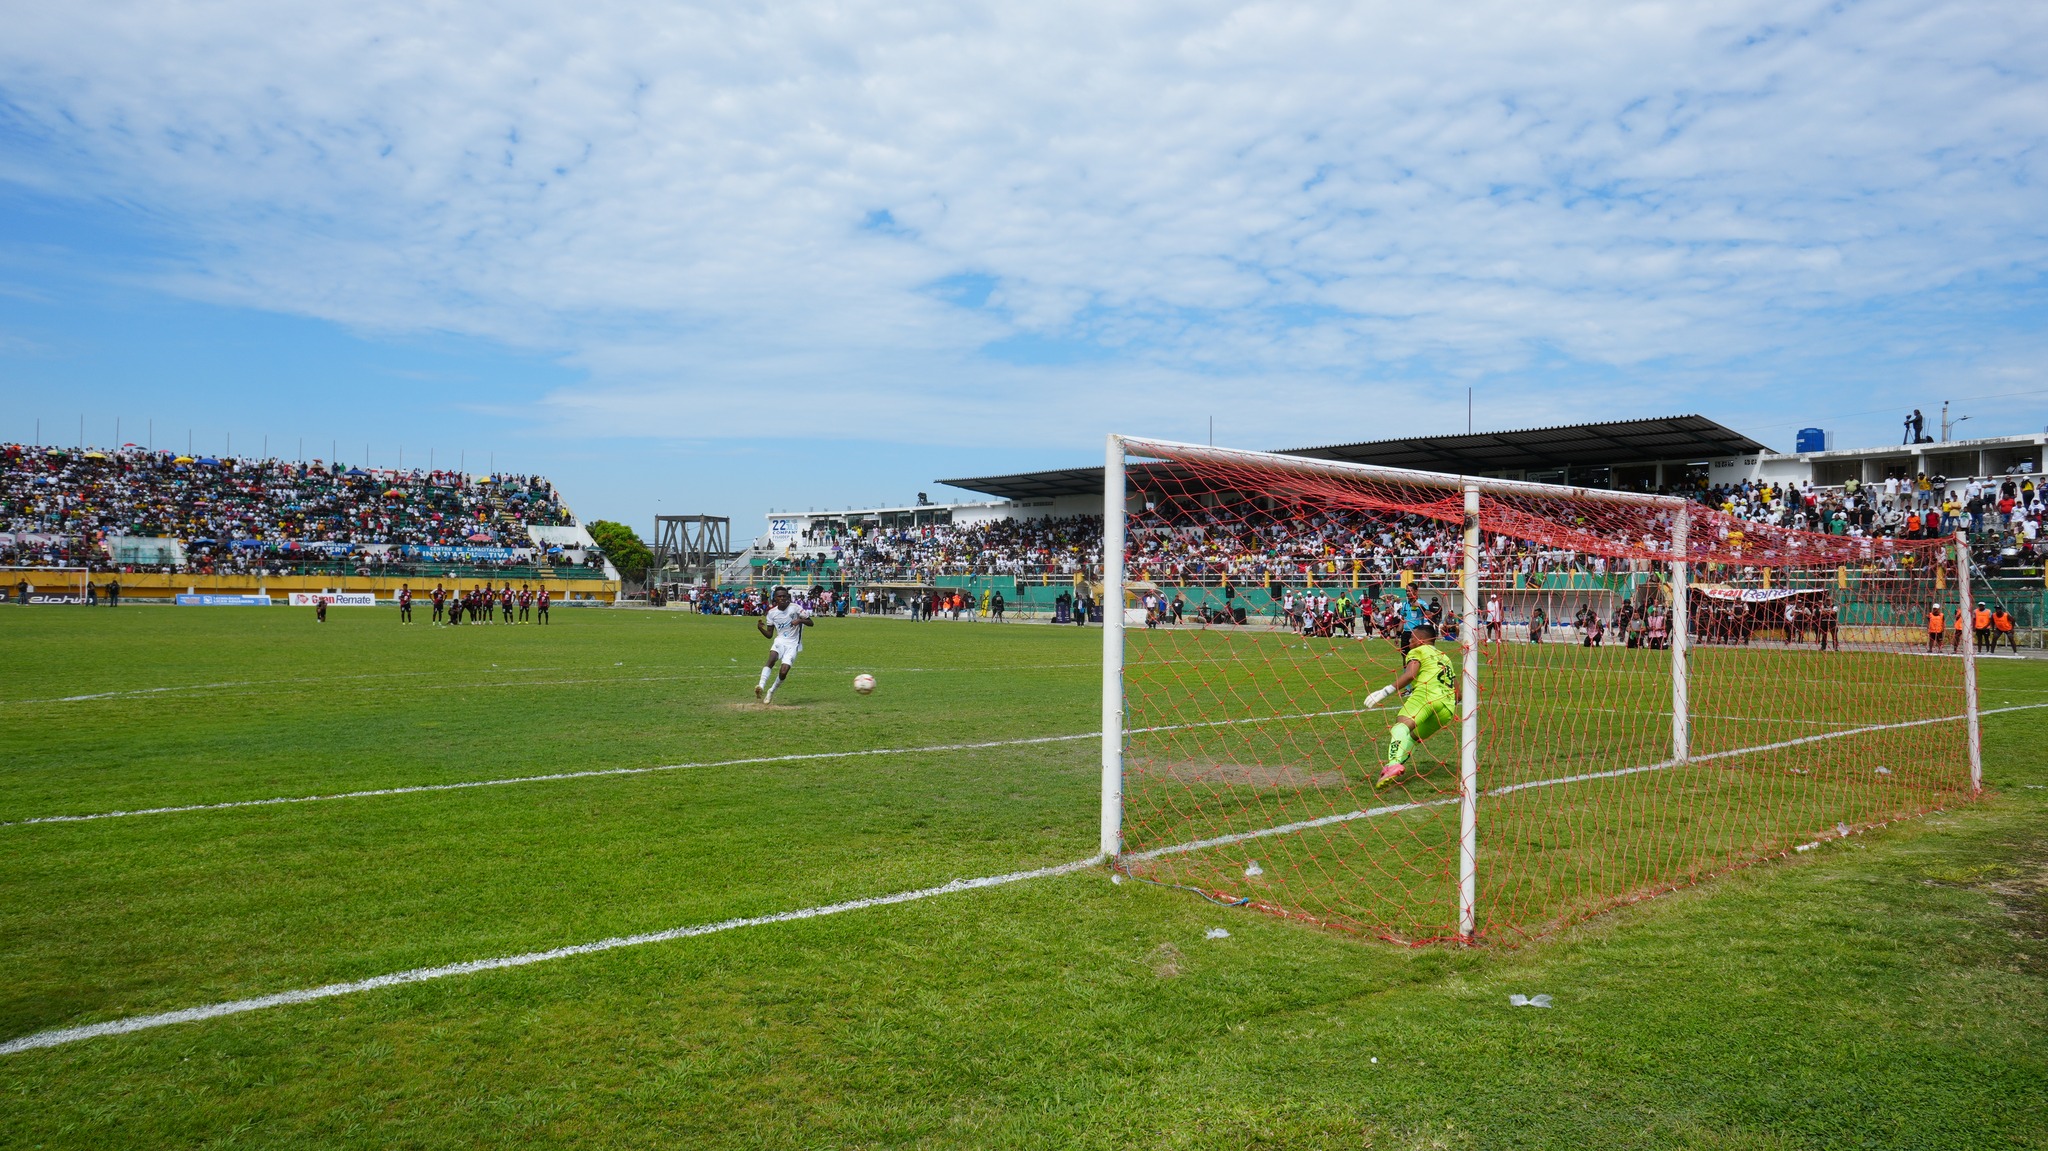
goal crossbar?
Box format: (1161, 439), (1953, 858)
(1115, 434), (1689, 510)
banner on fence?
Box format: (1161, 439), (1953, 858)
(286, 592), (379, 607)
(402, 546), (522, 561)
(25, 594), (88, 605)
(1692, 585), (1825, 603)
(176, 594), (273, 606)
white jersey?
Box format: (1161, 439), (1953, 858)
(765, 604), (812, 647)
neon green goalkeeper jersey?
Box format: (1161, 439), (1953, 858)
(1404, 643), (1457, 705)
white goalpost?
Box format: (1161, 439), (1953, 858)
(1100, 432), (1981, 944)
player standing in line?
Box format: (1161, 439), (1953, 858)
(431, 583), (447, 625)
(518, 584), (532, 623)
(398, 583), (413, 624)
(1366, 622), (1461, 792)
(755, 587), (813, 703)
(536, 586), (550, 624)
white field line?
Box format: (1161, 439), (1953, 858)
(0, 662), (1107, 707)
(7, 700), (2043, 1057)
(1, 707), (1380, 828)
(5, 695), (2007, 829)
(1126, 701), (2048, 860)
(0, 856), (1105, 1056)
(1126, 795), (1461, 860)
(1, 734), (1093, 827)
(1496, 705), (1865, 730)
(0, 666), (571, 705)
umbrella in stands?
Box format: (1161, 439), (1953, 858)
(345, 468), (368, 476)
(467, 533), (494, 543)
(197, 457), (221, 466)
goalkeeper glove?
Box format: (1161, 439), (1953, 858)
(1365, 685), (1395, 708)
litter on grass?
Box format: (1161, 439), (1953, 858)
(1243, 860), (1264, 877)
(1875, 766), (1893, 775)
(1508, 994), (1552, 1008)
(1206, 928), (1231, 939)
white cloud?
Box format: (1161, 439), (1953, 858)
(2, 0), (2044, 449)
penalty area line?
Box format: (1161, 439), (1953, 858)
(0, 856), (1105, 1056)
(1128, 701), (2048, 862)
(3, 705), (1378, 828)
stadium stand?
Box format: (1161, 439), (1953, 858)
(739, 475), (2045, 587)
(0, 444), (619, 593)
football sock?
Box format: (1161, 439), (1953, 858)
(757, 666), (773, 691)
(1386, 723), (1415, 766)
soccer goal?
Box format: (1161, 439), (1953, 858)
(1100, 435), (1984, 944)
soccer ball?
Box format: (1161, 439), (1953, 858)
(853, 673), (876, 695)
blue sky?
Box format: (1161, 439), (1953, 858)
(3, 1), (2046, 535)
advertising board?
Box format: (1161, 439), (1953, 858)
(286, 592), (379, 607)
(176, 594), (274, 606)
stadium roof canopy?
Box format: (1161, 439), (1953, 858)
(937, 415), (1773, 501)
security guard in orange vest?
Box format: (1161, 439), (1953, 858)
(1926, 603), (1945, 652)
(1991, 606), (2017, 653)
(1972, 603), (1993, 651)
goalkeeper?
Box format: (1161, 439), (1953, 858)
(1364, 622), (1461, 791)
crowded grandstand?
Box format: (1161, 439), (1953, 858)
(4, 417), (2044, 636)
(0, 443), (611, 584)
(733, 471), (2045, 588)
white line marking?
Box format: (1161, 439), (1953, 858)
(0, 856), (1105, 1055)
(1128, 702), (2048, 860)
(0, 734), (1092, 827)
(0, 662), (1104, 706)
(1127, 796), (1460, 860)
(1, 707), (1376, 828)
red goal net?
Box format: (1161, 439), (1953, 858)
(1106, 437), (1982, 944)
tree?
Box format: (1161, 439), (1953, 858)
(587, 520), (653, 583)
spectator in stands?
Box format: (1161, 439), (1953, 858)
(1, 443), (576, 578)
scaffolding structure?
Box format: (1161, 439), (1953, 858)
(650, 515), (734, 585)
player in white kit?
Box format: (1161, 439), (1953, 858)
(755, 587), (814, 703)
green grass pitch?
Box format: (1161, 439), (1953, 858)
(1, 605), (2044, 1148)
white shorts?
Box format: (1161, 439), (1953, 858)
(771, 637), (802, 666)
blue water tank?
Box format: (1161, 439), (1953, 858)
(1795, 427), (1828, 453)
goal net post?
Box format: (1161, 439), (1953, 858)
(1103, 434), (1979, 944)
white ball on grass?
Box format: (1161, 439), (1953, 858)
(853, 673), (876, 695)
